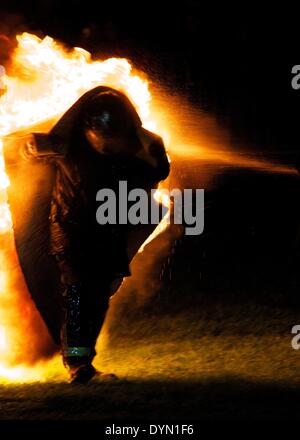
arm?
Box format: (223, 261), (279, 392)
(135, 127), (170, 182)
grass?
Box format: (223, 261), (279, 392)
(1, 298), (300, 421)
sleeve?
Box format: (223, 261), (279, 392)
(147, 138), (170, 181)
(135, 127), (170, 183)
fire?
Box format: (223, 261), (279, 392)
(0, 32), (170, 382)
(0, 32), (295, 384)
(0, 33), (158, 134)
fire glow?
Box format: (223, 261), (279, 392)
(0, 32), (170, 383)
(0, 32), (296, 384)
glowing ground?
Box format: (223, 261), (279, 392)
(1, 303), (300, 421)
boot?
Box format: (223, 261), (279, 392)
(61, 283), (96, 381)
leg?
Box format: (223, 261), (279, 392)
(56, 254), (112, 382)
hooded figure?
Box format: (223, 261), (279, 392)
(4, 86), (170, 383)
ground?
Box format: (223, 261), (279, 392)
(1, 297), (300, 421)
